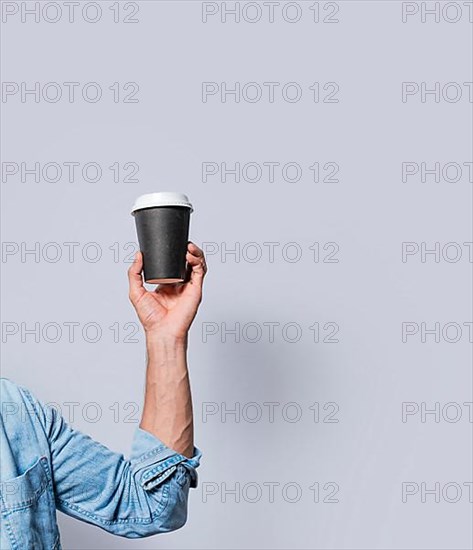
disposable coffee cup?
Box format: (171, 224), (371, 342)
(131, 192), (193, 284)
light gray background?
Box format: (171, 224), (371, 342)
(1, 1), (472, 549)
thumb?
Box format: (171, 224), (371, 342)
(128, 251), (145, 302)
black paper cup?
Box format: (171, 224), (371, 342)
(131, 192), (193, 284)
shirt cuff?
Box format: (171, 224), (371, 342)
(130, 427), (202, 491)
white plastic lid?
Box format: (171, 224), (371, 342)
(131, 192), (193, 215)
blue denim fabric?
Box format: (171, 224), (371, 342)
(0, 378), (202, 549)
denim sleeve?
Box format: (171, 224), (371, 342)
(22, 387), (202, 538)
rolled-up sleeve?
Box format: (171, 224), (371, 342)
(130, 427), (201, 491)
(21, 386), (202, 538)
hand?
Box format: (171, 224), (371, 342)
(128, 242), (207, 340)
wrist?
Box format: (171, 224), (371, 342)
(145, 330), (188, 348)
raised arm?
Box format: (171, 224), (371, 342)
(128, 242), (207, 458)
(15, 242), (207, 539)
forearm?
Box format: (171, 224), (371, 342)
(139, 333), (194, 458)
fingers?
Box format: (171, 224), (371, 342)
(128, 251), (145, 302)
(186, 241), (207, 286)
(187, 241), (204, 258)
(181, 261), (193, 285)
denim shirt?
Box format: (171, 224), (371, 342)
(0, 378), (202, 549)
